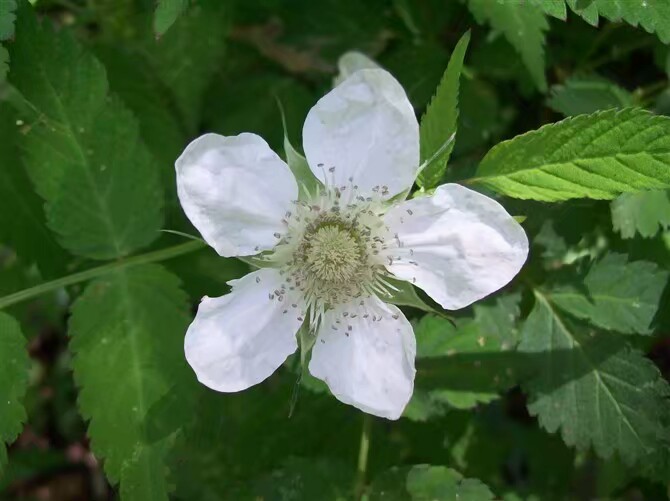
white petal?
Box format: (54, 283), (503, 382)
(384, 184), (529, 310)
(308, 296), (416, 420)
(176, 133), (298, 257)
(184, 268), (305, 392)
(303, 69), (419, 198)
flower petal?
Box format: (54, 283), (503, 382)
(185, 268), (305, 392)
(308, 296), (416, 420)
(303, 69), (419, 198)
(383, 183), (529, 310)
(176, 133), (298, 257)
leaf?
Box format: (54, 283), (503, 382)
(417, 31), (470, 189)
(143, 0), (229, 134)
(384, 278), (442, 315)
(466, 0), (548, 91)
(68, 264), (193, 491)
(369, 465), (495, 500)
(153, 0), (189, 37)
(611, 189), (670, 238)
(8, 4), (164, 260)
(547, 253), (669, 334)
(407, 294), (521, 418)
(520, 291), (670, 464)
(530, 0), (567, 19)
(0, 0), (16, 40)
(120, 443), (171, 501)
(472, 108), (670, 201)
(0, 105), (67, 277)
(0, 312), (29, 475)
(567, 0), (670, 43)
(548, 74), (634, 117)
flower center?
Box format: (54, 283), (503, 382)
(266, 182), (396, 325)
(304, 223), (362, 283)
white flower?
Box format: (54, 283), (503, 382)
(175, 69), (529, 420)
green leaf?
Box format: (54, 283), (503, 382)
(530, 0), (567, 19)
(466, 0), (548, 91)
(407, 294), (520, 418)
(472, 108), (670, 201)
(120, 443), (171, 501)
(369, 465), (495, 500)
(8, 4), (164, 260)
(0, 105), (67, 277)
(417, 31), (470, 189)
(153, 0), (189, 37)
(547, 253), (668, 334)
(567, 0), (670, 43)
(385, 278), (442, 316)
(143, 0), (229, 134)
(0, 0), (16, 40)
(0, 312), (29, 475)
(548, 74), (634, 117)
(0, 45), (7, 81)
(68, 264), (193, 491)
(520, 291), (670, 464)
(611, 189), (670, 238)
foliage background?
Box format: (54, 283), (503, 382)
(1, 0), (670, 499)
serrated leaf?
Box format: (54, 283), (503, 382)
(0, 105), (67, 277)
(369, 465), (495, 500)
(8, 4), (164, 260)
(520, 291), (670, 464)
(567, 0), (670, 43)
(0, 312), (29, 475)
(153, 0), (189, 37)
(0, 0), (16, 40)
(417, 31), (470, 189)
(68, 264), (192, 491)
(120, 443), (171, 501)
(530, 0), (567, 19)
(548, 74), (634, 117)
(611, 189), (670, 239)
(466, 0), (548, 91)
(472, 108), (670, 201)
(547, 253), (668, 334)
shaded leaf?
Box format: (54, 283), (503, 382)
(0, 0), (16, 40)
(547, 253), (668, 334)
(466, 0), (548, 91)
(69, 265), (192, 491)
(473, 108), (670, 201)
(153, 0), (189, 37)
(8, 4), (163, 260)
(0, 312), (29, 475)
(611, 189), (670, 238)
(548, 74), (634, 117)
(520, 291), (670, 464)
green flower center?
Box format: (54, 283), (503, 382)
(304, 223), (363, 283)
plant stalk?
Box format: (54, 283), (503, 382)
(354, 413), (373, 500)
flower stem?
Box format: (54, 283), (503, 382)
(0, 240), (206, 310)
(354, 413), (373, 500)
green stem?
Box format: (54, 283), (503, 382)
(354, 413), (373, 500)
(0, 240), (206, 310)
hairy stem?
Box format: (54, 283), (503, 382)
(354, 413), (373, 500)
(0, 240), (206, 310)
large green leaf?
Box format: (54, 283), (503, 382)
(417, 31), (470, 189)
(0, 105), (67, 277)
(548, 74), (634, 117)
(8, 4), (164, 260)
(466, 0), (548, 91)
(547, 254), (668, 334)
(472, 108), (670, 201)
(0, 312), (29, 475)
(567, 0), (670, 43)
(153, 0), (189, 36)
(611, 189), (670, 239)
(520, 291), (670, 464)
(68, 264), (193, 494)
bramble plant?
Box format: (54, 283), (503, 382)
(1, 0), (669, 500)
